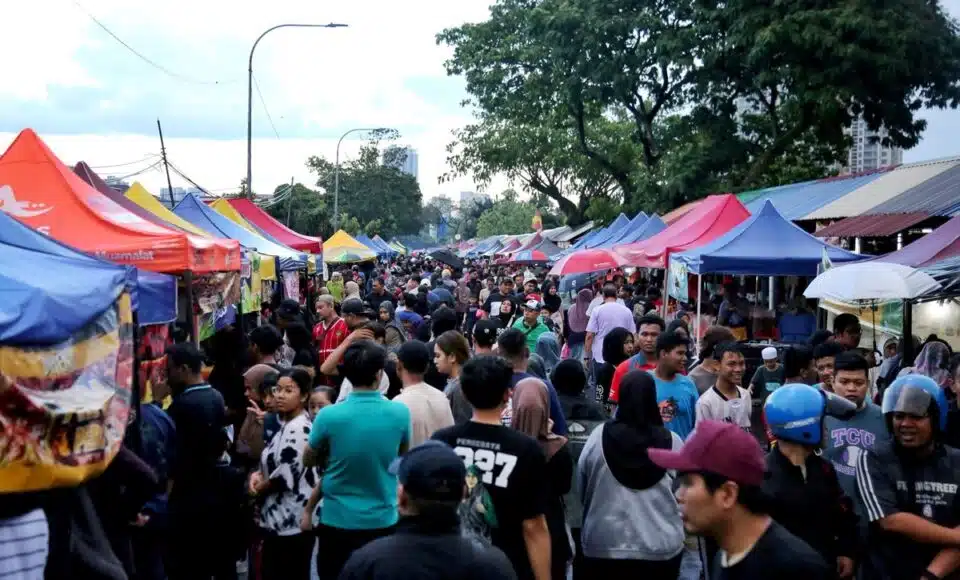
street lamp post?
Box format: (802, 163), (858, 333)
(246, 23), (347, 197)
(333, 127), (391, 230)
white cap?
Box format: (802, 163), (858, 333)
(761, 346), (778, 361)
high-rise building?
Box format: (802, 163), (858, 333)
(844, 115), (903, 173)
(158, 186), (206, 209)
(104, 176), (131, 194)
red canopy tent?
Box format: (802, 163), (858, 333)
(0, 129), (239, 273)
(225, 197), (323, 254)
(615, 194), (750, 269)
(494, 237), (523, 256)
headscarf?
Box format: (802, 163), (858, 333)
(913, 340), (952, 388)
(567, 288), (592, 333)
(602, 327), (633, 368)
(528, 353), (548, 380)
(541, 281), (562, 314)
(535, 332), (561, 377)
(379, 301), (408, 341)
(512, 378), (567, 459)
(397, 310), (424, 331)
(345, 281), (361, 302)
(602, 370), (674, 490)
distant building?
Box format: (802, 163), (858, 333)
(843, 115), (903, 173)
(384, 146), (419, 179)
(104, 176), (131, 194)
(158, 186), (207, 209)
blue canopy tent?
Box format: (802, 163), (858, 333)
(371, 235), (398, 257)
(615, 214), (667, 245)
(0, 208), (176, 327)
(600, 212), (649, 247)
(174, 194), (307, 271)
(671, 200), (864, 276)
(355, 234), (391, 259)
(554, 214), (629, 261)
(0, 242), (129, 345)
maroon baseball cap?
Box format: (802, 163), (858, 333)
(647, 420), (765, 487)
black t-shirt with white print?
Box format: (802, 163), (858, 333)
(856, 440), (960, 579)
(432, 421), (547, 580)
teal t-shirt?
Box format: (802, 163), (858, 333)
(647, 371), (699, 440)
(512, 317), (550, 351)
(308, 390), (411, 530)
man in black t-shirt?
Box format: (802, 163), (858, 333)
(649, 420), (830, 580)
(482, 278), (520, 320)
(432, 356), (551, 580)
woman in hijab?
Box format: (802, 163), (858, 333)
(552, 359), (607, 422)
(535, 332), (562, 378)
(512, 378), (573, 580)
(594, 327), (634, 408)
(327, 272), (344, 304)
(343, 281), (362, 303)
(378, 301), (407, 351)
(577, 371), (685, 578)
(564, 288), (592, 361)
(542, 280), (563, 317)
(905, 339), (953, 388)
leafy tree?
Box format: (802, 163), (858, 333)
(475, 191), (540, 238)
(263, 183), (331, 238)
(306, 131), (423, 239)
(456, 195), (494, 240)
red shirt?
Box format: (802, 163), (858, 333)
(314, 317), (349, 385)
(608, 354), (657, 403)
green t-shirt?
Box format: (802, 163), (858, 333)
(750, 364), (786, 399)
(512, 317), (550, 352)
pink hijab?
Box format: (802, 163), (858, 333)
(567, 288), (592, 333)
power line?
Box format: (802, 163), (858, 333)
(113, 160), (163, 181)
(89, 154), (160, 170)
(73, 1), (239, 86)
(252, 74), (281, 139)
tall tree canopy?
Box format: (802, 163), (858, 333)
(440, 0), (960, 212)
(476, 189), (544, 238)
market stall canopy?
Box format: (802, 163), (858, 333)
(174, 193), (306, 271)
(371, 235), (397, 257)
(804, 262), (941, 301)
(0, 129), (239, 273)
(922, 256), (960, 296)
(125, 183), (214, 238)
(617, 194), (750, 269)
(602, 213), (649, 247)
(513, 232), (543, 253)
(672, 200), (865, 276)
(355, 234), (390, 259)
(867, 214), (960, 268)
(225, 197), (323, 254)
(614, 214), (667, 245)
(742, 170), (889, 220)
(548, 248), (626, 277)
(0, 206), (176, 333)
(494, 237), (523, 256)
(582, 213), (630, 249)
(324, 230), (377, 263)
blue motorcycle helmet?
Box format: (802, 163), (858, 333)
(764, 383), (857, 445)
(881, 374), (948, 432)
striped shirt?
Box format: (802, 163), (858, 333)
(0, 509), (47, 579)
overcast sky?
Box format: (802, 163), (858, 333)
(1, 0), (959, 201)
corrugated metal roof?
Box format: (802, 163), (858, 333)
(745, 171), (887, 220)
(804, 158), (960, 220)
(814, 212), (930, 238)
(738, 179), (814, 206)
(554, 220), (594, 243)
(859, 163), (960, 217)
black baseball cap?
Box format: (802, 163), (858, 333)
(276, 299), (301, 319)
(473, 318), (501, 344)
(341, 299), (374, 317)
(390, 441), (466, 501)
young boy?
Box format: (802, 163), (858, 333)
(763, 384), (859, 578)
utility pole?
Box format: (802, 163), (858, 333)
(156, 119), (176, 208)
(285, 176), (295, 226)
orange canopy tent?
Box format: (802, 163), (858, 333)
(225, 197), (323, 254)
(615, 194), (750, 269)
(0, 130), (239, 273)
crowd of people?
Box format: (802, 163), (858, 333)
(7, 255), (960, 580)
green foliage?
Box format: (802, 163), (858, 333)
(263, 183), (330, 238)
(456, 195), (494, 240)
(306, 132), (423, 239)
(584, 197), (621, 228)
(440, 0), (960, 212)
(475, 192), (540, 238)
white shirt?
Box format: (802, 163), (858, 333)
(695, 385), (752, 430)
(393, 382), (455, 446)
(259, 412), (316, 535)
(586, 296), (625, 317)
(336, 372), (390, 403)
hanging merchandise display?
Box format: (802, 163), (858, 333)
(282, 270), (300, 302)
(194, 272), (241, 342)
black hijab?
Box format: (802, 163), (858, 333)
(541, 281), (562, 314)
(601, 370), (674, 490)
(601, 327), (633, 367)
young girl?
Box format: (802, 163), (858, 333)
(308, 386), (335, 419)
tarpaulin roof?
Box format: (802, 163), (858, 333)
(673, 200), (864, 276)
(615, 214), (667, 245)
(746, 170), (889, 220)
(125, 183), (213, 238)
(617, 194), (750, 269)
(532, 238), (563, 256)
(805, 158), (960, 220)
(0, 204), (176, 335)
(0, 129), (239, 273)
(175, 193), (306, 271)
(814, 212), (931, 238)
(226, 197), (323, 254)
(355, 234), (389, 258)
(601, 213), (648, 247)
(495, 238), (523, 255)
(324, 230), (377, 263)
(514, 232), (543, 253)
(371, 235), (398, 256)
(855, 162), (960, 217)
(553, 220), (595, 243)
(869, 214), (960, 268)
(663, 200), (701, 224)
(922, 255), (960, 296)
(584, 214), (629, 248)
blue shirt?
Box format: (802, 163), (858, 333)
(308, 389), (411, 530)
(647, 371), (699, 440)
(511, 372), (568, 436)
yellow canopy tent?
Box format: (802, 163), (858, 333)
(324, 230), (377, 263)
(209, 197), (316, 274)
(126, 184), (276, 281)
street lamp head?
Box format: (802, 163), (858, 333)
(325, 23), (349, 28)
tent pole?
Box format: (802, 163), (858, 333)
(184, 271), (197, 345)
(768, 276), (775, 311)
(662, 263), (670, 319)
(696, 274), (703, 357)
